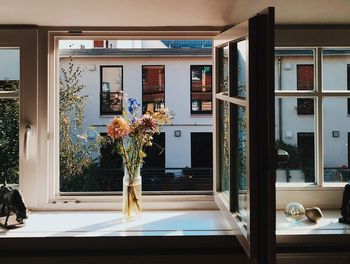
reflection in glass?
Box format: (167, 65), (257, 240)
(220, 101), (230, 196)
(275, 98), (316, 183)
(100, 66), (123, 114)
(190, 65), (212, 114)
(323, 98), (350, 182)
(218, 46), (229, 93)
(274, 49), (314, 91)
(142, 65), (165, 114)
(237, 41), (247, 97)
(322, 48), (350, 91)
(235, 105), (247, 227)
(0, 48), (20, 92)
(0, 99), (19, 184)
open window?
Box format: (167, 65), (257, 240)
(213, 7), (275, 264)
(0, 29), (39, 208)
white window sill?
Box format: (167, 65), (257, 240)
(276, 210), (350, 244)
(0, 210), (234, 238)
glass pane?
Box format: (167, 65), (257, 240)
(323, 98), (350, 182)
(236, 40), (247, 97)
(275, 97), (316, 183)
(219, 101), (230, 196)
(100, 66), (123, 115)
(190, 65), (212, 114)
(58, 39), (213, 193)
(218, 45), (229, 93)
(142, 65), (165, 114)
(0, 48), (20, 91)
(322, 48), (350, 91)
(234, 105), (248, 227)
(275, 49), (315, 91)
(0, 99), (19, 185)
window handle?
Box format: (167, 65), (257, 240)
(24, 124), (32, 160)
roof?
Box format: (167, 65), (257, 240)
(161, 40), (212, 49)
(275, 49), (350, 56)
(60, 48), (212, 58)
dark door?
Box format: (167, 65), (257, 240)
(297, 132), (315, 182)
(191, 132), (213, 168)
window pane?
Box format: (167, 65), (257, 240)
(142, 65), (165, 114)
(219, 101), (231, 196)
(322, 48), (350, 91)
(323, 98), (350, 182)
(218, 46), (229, 93)
(100, 66), (123, 115)
(58, 39), (213, 193)
(234, 105), (248, 227)
(275, 97), (316, 183)
(0, 99), (19, 184)
(0, 48), (20, 91)
(191, 65), (212, 114)
(275, 49), (315, 91)
(236, 40), (247, 97)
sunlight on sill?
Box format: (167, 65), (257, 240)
(0, 210), (234, 238)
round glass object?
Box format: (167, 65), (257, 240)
(284, 202), (306, 223)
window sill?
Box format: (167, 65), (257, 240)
(276, 210), (350, 245)
(0, 210), (234, 238)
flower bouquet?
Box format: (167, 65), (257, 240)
(107, 98), (172, 220)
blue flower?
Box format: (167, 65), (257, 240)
(128, 98), (140, 115)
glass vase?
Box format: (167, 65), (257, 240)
(122, 166), (142, 220)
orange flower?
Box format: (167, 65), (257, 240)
(107, 117), (130, 139)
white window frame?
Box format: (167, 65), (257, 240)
(275, 27), (350, 209)
(38, 30), (219, 210)
(0, 29), (39, 209)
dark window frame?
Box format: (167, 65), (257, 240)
(296, 64), (314, 115)
(100, 65), (123, 116)
(142, 65), (165, 114)
(190, 65), (213, 115)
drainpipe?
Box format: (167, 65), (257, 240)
(278, 57), (283, 141)
(278, 57), (289, 182)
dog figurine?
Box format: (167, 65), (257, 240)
(0, 181), (28, 227)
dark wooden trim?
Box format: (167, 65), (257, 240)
(248, 7), (276, 264)
(40, 26), (224, 34)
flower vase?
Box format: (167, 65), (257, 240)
(122, 166), (142, 220)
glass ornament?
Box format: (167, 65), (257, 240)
(284, 202), (306, 223)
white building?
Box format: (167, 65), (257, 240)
(59, 40), (213, 173)
(275, 49), (350, 182)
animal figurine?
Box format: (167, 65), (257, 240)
(339, 184), (350, 224)
(0, 181), (28, 227)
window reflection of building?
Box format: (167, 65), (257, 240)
(142, 65), (165, 113)
(191, 65), (212, 114)
(100, 66), (123, 115)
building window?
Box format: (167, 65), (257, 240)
(190, 65), (212, 114)
(276, 48), (350, 184)
(142, 65), (165, 114)
(100, 66), (123, 115)
(297, 64), (314, 115)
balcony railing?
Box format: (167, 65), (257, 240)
(60, 167), (213, 194)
